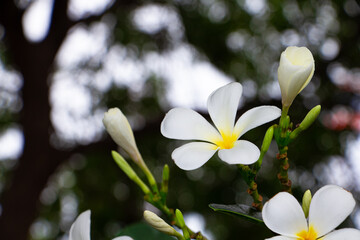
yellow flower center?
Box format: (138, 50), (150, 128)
(213, 132), (238, 149)
(296, 226), (318, 240)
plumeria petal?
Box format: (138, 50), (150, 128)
(207, 82), (242, 136)
(161, 108), (221, 142)
(308, 185), (356, 237)
(278, 55), (300, 99)
(171, 142), (218, 170)
(112, 237), (134, 240)
(322, 228), (360, 240)
(262, 192), (308, 238)
(218, 140), (260, 165)
(69, 210), (91, 240)
(234, 106), (281, 138)
(285, 63), (313, 99)
(285, 46), (315, 94)
(265, 236), (296, 240)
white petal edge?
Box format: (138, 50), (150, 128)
(284, 63), (313, 105)
(161, 108), (221, 142)
(69, 210), (91, 240)
(262, 192), (308, 238)
(265, 236), (296, 240)
(112, 237), (134, 240)
(322, 228), (360, 240)
(103, 108), (138, 157)
(285, 46), (315, 94)
(278, 55), (299, 100)
(234, 106), (281, 138)
(218, 140), (260, 165)
(308, 185), (356, 237)
(171, 142), (218, 170)
(207, 82), (242, 136)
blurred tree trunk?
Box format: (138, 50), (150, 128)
(0, 0), (139, 238)
(0, 1), (72, 239)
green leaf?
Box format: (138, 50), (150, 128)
(117, 222), (175, 240)
(209, 203), (264, 224)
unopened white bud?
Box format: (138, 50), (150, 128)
(103, 108), (141, 164)
(278, 46), (315, 107)
(143, 210), (179, 237)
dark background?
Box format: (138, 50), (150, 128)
(0, 0), (360, 239)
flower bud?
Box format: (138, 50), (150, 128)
(290, 105), (321, 140)
(175, 209), (185, 228)
(112, 151), (150, 194)
(175, 209), (190, 239)
(278, 46), (315, 107)
(143, 210), (180, 237)
(299, 105), (321, 130)
(261, 126), (274, 153)
(302, 189), (312, 218)
(103, 108), (142, 165)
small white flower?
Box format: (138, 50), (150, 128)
(161, 82), (281, 170)
(69, 210), (133, 240)
(278, 46), (315, 107)
(103, 108), (143, 165)
(262, 185), (360, 240)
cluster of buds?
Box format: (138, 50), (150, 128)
(96, 45), (360, 240)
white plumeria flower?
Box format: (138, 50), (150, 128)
(160, 82), (281, 170)
(262, 185), (360, 240)
(69, 210), (133, 240)
(278, 46), (315, 108)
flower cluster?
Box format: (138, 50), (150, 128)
(98, 45), (359, 240)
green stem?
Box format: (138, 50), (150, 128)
(238, 165), (263, 211)
(160, 205), (208, 239)
(116, 151), (206, 239)
(274, 106), (293, 193)
(253, 126), (275, 172)
(279, 106), (289, 131)
(144, 175), (208, 240)
(160, 165), (169, 205)
(277, 146), (292, 193)
(112, 151), (151, 194)
(135, 153), (159, 194)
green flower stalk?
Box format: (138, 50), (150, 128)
(238, 126), (275, 211)
(274, 46), (316, 193)
(160, 164), (170, 205)
(253, 126), (274, 172)
(111, 151), (150, 195)
(238, 165), (263, 210)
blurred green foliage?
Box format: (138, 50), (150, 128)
(1, 0), (360, 239)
